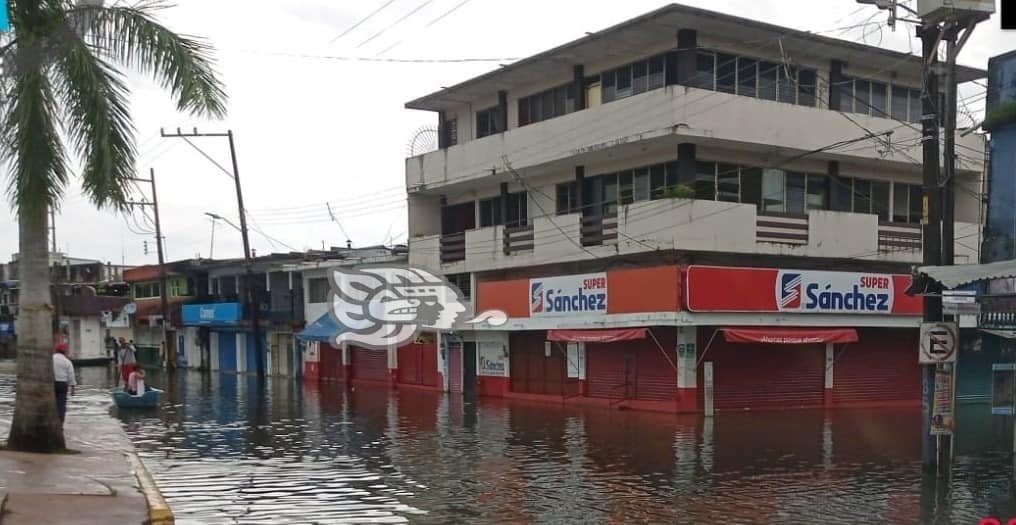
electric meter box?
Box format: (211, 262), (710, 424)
(918, 0), (995, 23)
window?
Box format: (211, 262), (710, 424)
(786, 172), (806, 213)
(778, 66), (797, 104)
(694, 51), (715, 90)
(737, 57), (757, 98)
(479, 197), (502, 227)
(479, 192), (527, 227)
(853, 79), (870, 115)
(742, 167), (763, 209)
(837, 79), (854, 112)
(556, 181), (579, 215)
(695, 161), (717, 200)
(893, 182), (910, 222)
(633, 61), (649, 94)
(619, 171), (634, 205)
(891, 84), (910, 121)
(444, 119), (458, 146)
(870, 82), (888, 116)
(872, 180), (890, 221)
(446, 273), (472, 300)
(909, 88), (923, 124)
(519, 84), (575, 126)
(650, 164), (667, 200)
(633, 167), (651, 202)
(476, 106), (503, 138)
(852, 178), (872, 214)
(758, 61), (778, 101)
(716, 53), (737, 94)
(615, 65), (633, 99)
(717, 163), (740, 202)
(806, 174), (828, 210)
(648, 55), (665, 90)
(308, 278), (329, 304)
(602, 70), (616, 102)
(909, 184), (923, 223)
(798, 69), (817, 107)
(603, 175), (618, 215)
(762, 169), (786, 212)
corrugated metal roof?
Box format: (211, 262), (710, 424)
(917, 259), (1016, 289)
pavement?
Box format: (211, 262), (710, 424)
(0, 362), (169, 524)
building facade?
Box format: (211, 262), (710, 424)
(403, 4), (988, 412)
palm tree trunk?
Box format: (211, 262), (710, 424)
(6, 204), (65, 452)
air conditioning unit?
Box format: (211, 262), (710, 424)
(918, 0), (995, 23)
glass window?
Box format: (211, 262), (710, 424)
(762, 169), (786, 212)
(891, 85), (909, 121)
(446, 273), (471, 300)
(444, 119), (458, 146)
(872, 180), (890, 221)
(854, 79), (870, 115)
(505, 191), (528, 227)
(798, 69), (817, 107)
(615, 65), (633, 99)
(909, 89), (923, 124)
(717, 163), (739, 202)
(716, 53), (736, 94)
(665, 161), (679, 191)
(582, 176), (601, 214)
(909, 184), (923, 224)
(870, 82), (888, 116)
(852, 178), (872, 214)
(479, 197), (502, 227)
(476, 109), (491, 138)
(619, 171), (634, 205)
(542, 91), (555, 120)
(530, 95), (543, 123)
(602, 70), (616, 103)
(633, 61), (649, 95)
(553, 87), (567, 118)
(308, 278), (329, 303)
(892, 182), (909, 222)
(518, 99), (530, 127)
(758, 61), (778, 101)
(602, 175), (618, 216)
(634, 168), (651, 202)
(650, 164), (667, 200)
(806, 174), (827, 210)
(648, 55), (665, 89)
(695, 161), (716, 200)
(556, 181), (578, 215)
(778, 66), (797, 104)
(742, 167), (763, 208)
(837, 79), (854, 112)
(694, 51), (715, 90)
(737, 57), (757, 98)
(564, 85), (576, 114)
(786, 172), (806, 213)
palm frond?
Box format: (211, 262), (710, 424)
(53, 32), (135, 211)
(67, 1), (227, 118)
(1, 65), (69, 214)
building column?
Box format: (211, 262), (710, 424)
(573, 65), (586, 111)
(499, 182), (509, 225)
(824, 343), (835, 407)
(828, 59), (846, 111)
(437, 110), (448, 149)
(388, 340), (398, 389)
(497, 90), (508, 132)
(575, 165), (585, 214)
(677, 143), (697, 187)
(828, 160), (851, 212)
(677, 326), (699, 412)
(676, 29), (697, 86)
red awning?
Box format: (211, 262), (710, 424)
(547, 328), (647, 343)
(722, 327), (859, 344)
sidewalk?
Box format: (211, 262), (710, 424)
(0, 364), (166, 524)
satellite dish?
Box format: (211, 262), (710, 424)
(123, 303), (137, 315)
(405, 126), (439, 157)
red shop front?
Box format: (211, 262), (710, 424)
(396, 335), (442, 391)
(686, 265), (923, 412)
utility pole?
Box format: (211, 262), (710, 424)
(129, 169), (174, 370)
(161, 128), (264, 380)
(209, 217), (217, 259)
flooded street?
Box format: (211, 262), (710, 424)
(4, 366), (1016, 524)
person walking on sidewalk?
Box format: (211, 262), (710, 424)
(118, 337), (136, 387)
(53, 341), (76, 424)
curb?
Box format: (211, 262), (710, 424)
(126, 452), (174, 525)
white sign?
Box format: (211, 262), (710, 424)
(775, 270), (895, 314)
(477, 341), (507, 377)
(529, 272), (607, 317)
(920, 322), (958, 364)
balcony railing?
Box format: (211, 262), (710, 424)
(878, 221), (922, 253)
(503, 224), (535, 255)
(756, 212), (808, 245)
(581, 213), (618, 247)
(440, 232), (466, 263)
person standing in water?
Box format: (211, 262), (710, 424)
(52, 341), (76, 424)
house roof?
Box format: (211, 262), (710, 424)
(406, 2), (987, 112)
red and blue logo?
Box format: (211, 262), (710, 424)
(531, 281), (545, 313)
(779, 272), (802, 309)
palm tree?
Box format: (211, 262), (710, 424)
(2, 0), (225, 452)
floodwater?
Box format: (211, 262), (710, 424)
(4, 366), (1016, 524)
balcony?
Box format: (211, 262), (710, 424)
(406, 86), (985, 192)
(409, 198), (980, 273)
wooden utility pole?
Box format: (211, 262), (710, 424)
(129, 170), (174, 369)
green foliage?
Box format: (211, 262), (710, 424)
(661, 184), (695, 199)
(985, 100), (1016, 132)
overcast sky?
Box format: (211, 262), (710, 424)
(2, 0), (1014, 267)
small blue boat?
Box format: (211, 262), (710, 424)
(111, 387), (162, 409)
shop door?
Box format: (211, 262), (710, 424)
(833, 329), (920, 405)
(448, 344), (463, 393)
(351, 346), (388, 383)
(709, 342), (825, 411)
(398, 344), (422, 385)
(218, 332), (237, 371)
(269, 334), (284, 376)
(463, 342), (477, 397)
(509, 332), (564, 396)
(246, 333), (266, 375)
(319, 343), (342, 381)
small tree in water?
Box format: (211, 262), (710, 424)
(2, 0), (225, 452)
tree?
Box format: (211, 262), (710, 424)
(2, 0), (225, 452)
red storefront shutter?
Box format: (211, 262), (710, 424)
(351, 346), (388, 382)
(509, 332), (564, 395)
(707, 341), (825, 410)
(448, 345), (462, 393)
(833, 329), (920, 404)
(420, 343), (439, 387)
(397, 345), (422, 385)
(586, 344), (625, 399)
(319, 343), (342, 381)
(585, 331), (676, 401)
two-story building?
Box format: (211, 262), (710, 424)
(404, 4), (987, 413)
(124, 259), (206, 366)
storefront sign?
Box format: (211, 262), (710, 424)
(478, 341), (507, 377)
(685, 266), (921, 315)
(931, 365), (955, 436)
(530, 272), (607, 317)
(181, 302), (242, 326)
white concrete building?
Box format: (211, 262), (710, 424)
(402, 4), (988, 413)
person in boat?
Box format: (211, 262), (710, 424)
(52, 341), (76, 424)
(117, 337), (136, 387)
(126, 367), (150, 396)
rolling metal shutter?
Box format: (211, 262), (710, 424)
(448, 345), (463, 393)
(217, 331), (237, 371)
(586, 336), (676, 401)
(709, 342), (825, 410)
(350, 346), (388, 383)
(833, 329), (920, 405)
(509, 332), (565, 396)
(397, 343), (439, 387)
(319, 343), (342, 381)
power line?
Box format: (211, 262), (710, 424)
(355, 0), (440, 50)
(329, 0), (400, 44)
(379, 0), (477, 56)
(223, 48), (520, 64)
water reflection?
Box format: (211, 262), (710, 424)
(5, 367), (1016, 524)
